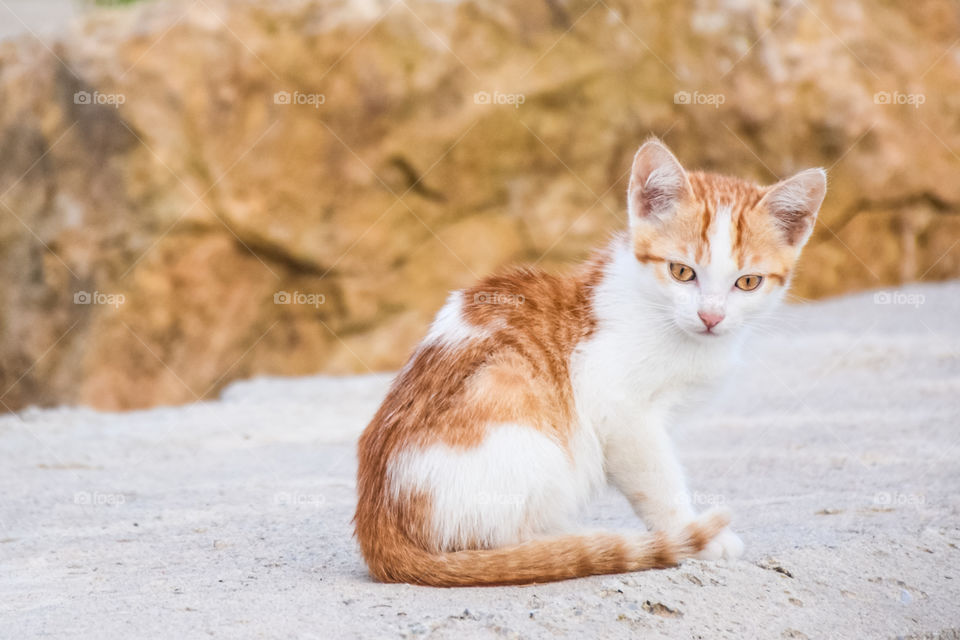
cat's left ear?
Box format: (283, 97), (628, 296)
(760, 168), (827, 248)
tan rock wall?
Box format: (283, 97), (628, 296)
(1, 0), (958, 410)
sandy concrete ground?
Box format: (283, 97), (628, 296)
(2, 283), (959, 639)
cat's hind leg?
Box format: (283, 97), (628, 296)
(387, 422), (585, 552)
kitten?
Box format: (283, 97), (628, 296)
(354, 139), (826, 586)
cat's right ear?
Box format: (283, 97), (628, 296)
(627, 139), (691, 226)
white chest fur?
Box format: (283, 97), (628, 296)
(570, 242), (736, 444)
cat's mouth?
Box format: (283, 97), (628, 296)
(690, 325), (727, 339)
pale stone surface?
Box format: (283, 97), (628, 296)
(0, 0), (76, 42)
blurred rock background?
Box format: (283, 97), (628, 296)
(0, 0), (958, 411)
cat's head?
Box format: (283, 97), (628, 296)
(626, 138), (826, 340)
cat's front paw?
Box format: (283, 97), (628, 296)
(697, 527), (744, 560)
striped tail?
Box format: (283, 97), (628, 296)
(357, 509), (730, 587)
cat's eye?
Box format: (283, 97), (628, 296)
(669, 263), (696, 283)
(735, 274), (763, 291)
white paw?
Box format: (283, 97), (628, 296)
(697, 527), (744, 561)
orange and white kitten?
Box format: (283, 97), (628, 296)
(355, 139), (826, 586)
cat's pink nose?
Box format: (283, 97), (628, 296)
(698, 311), (725, 330)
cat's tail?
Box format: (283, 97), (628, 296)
(357, 508), (730, 587)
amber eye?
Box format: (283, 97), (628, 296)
(735, 274), (763, 291)
(669, 263), (696, 283)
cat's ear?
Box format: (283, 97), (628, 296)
(627, 139), (692, 225)
(760, 168), (827, 247)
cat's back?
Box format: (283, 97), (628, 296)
(417, 262), (603, 371)
(358, 263), (603, 459)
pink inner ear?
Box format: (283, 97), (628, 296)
(640, 167), (686, 217)
(771, 204), (814, 245)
